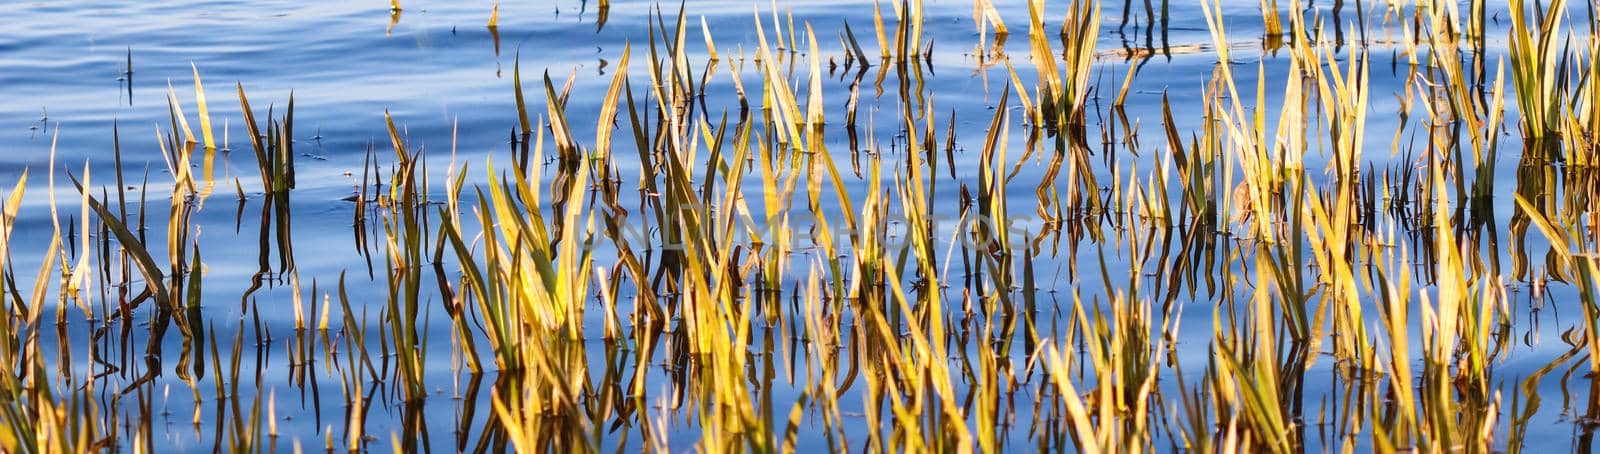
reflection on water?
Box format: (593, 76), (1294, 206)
(2, 0), (1600, 452)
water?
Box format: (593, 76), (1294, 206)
(0, 0), (1594, 452)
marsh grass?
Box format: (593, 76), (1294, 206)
(7, 1), (1600, 453)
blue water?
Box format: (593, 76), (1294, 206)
(1, 0), (1592, 451)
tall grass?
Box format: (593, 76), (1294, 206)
(9, 1), (1600, 453)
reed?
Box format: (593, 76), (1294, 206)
(11, 1), (1600, 452)
(1507, 0), (1568, 140)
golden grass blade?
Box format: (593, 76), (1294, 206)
(67, 171), (171, 309)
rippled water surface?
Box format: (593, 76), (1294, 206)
(2, 0), (1596, 452)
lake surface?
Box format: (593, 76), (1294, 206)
(1, 0), (1594, 452)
